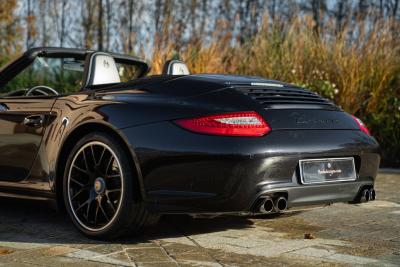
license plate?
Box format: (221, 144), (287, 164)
(299, 157), (357, 184)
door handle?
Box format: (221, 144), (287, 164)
(23, 115), (45, 128)
(0, 103), (8, 111)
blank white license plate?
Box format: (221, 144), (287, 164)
(299, 157), (357, 184)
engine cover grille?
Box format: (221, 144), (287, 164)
(236, 84), (337, 110)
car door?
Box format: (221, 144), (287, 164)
(0, 98), (56, 182)
(0, 53), (84, 183)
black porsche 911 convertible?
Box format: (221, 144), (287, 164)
(0, 47), (380, 239)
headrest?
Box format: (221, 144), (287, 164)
(162, 59), (190, 75)
(85, 52), (121, 86)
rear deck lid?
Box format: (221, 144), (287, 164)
(233, 83), (358, 130)
(260, 109), (359, 130)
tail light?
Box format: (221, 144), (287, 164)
(352, 115), (371, 135)
(175, 111), (271, 137)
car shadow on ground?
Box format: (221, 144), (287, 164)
(0, 197), (300, 246)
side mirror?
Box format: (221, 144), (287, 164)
(162, 60), (190, 75)
(83, 52), (121, 87)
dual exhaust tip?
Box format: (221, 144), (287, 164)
(361, 188), (376, 203)
(259, 196), (287, 214)
(258, 188), (375, 213)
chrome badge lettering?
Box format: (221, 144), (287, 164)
(296, 118), (339, 124)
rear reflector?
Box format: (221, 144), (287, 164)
(352, 115), (371, 135)
(175, 111), (271, 137)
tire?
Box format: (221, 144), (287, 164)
(63, 132), (159, 240)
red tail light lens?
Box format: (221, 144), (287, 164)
(352, 115), (371, 135)
(175, 111), (271, 137)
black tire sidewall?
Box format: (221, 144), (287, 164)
(62, 132), (134, 239)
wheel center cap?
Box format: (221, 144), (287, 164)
(94, 177), (106, 194)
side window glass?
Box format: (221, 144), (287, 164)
(0, 57), (84, 97)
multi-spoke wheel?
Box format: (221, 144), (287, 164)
(63, 132), (159, 239)
(68, 141), (123, 231)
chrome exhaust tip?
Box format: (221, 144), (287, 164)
(263, 197), (274, 213)
(361, 189), (371, 202)
(274, 196), (287, 212)
(259, 196), (274, 213)
(369, 189), (376, 201)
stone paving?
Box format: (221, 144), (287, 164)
(0, 172), (399, 266)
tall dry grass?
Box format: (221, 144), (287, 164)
(150, 16), (400, 166)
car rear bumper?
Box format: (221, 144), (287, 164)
(121, 122), (380, 214)
(145, 180), (375, 215)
